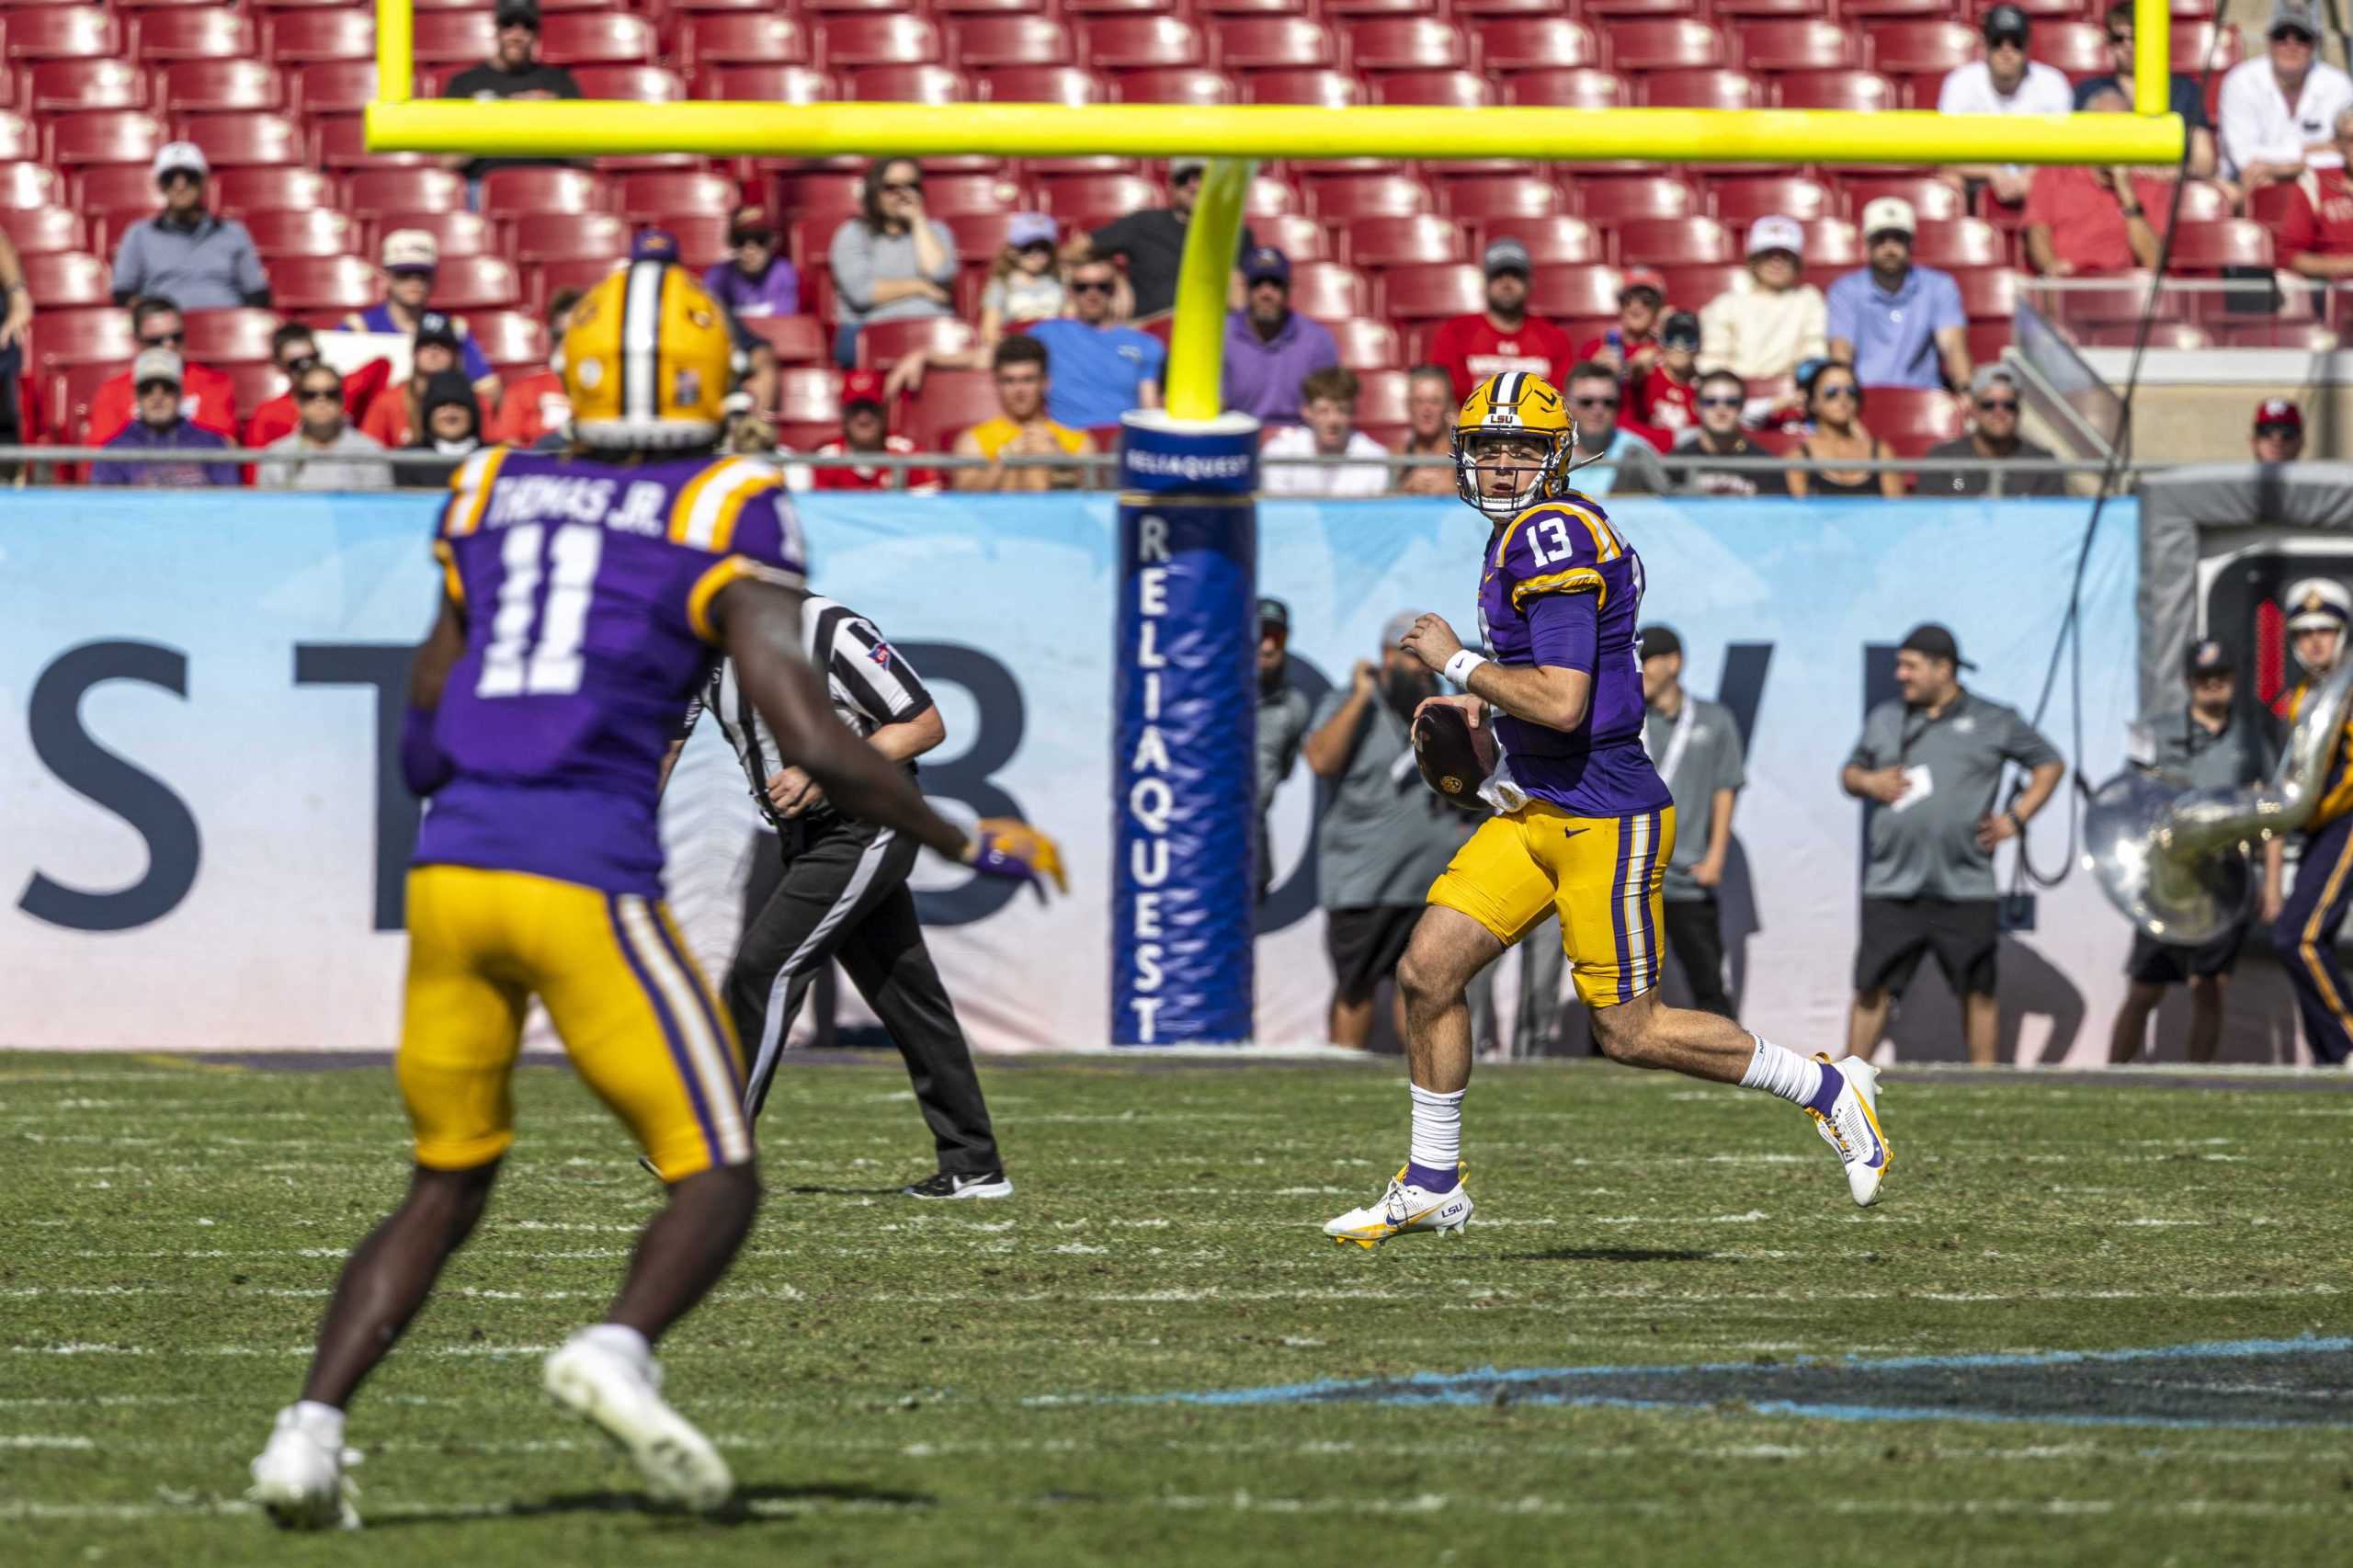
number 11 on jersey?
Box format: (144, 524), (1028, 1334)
(478, 522), (604, 699)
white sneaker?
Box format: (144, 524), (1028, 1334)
(1323, 1165), (1474, 1249)
(247, 1405), (359, 1530)
(1808, 1055), (1892, 1207)
(544, 1331), (733, 1512)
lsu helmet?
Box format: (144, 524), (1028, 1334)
(561, 259), (735, 450)
(1453, 371), (1575, 520)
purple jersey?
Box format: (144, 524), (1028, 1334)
(1476, 493), (1673, 816)
(415, 448), (807, 895)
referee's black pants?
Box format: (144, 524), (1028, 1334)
(731, 817), (1003, 1176)
(1662, 894), (1736, 1021)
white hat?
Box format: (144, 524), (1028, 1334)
(2285, 577), (2353, 631)
(1860, 197), (1916, 238)
(381, 229), (439, 270)
(1745, 214), (1804, 259)
(153, 142), (208, 182)
(132, 347), (184, 387)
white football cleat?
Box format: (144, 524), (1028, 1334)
(544, 1331), (733, 1512)
(1809, 1055), (1892, 1207)
(1323, 1165), (1474, 1249)
(247, 1405), (360, 1530)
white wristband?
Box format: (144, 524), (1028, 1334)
(1443, 649), (1488, 688)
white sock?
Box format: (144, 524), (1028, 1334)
(1739, 1034), (1828, 1109)
(1407, 1084), (1465, 1178)
(580, 1323), (652, 1366)
(290, 1399), (345, 1450)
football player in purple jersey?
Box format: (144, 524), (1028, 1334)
(250, 257), (1063, 1528)
(1324, 371), (1891, 1250)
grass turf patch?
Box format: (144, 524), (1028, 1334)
(2, 1051), (2349, 1565)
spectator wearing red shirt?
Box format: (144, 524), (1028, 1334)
(89, 298), (236, 447)
(486, 287), (585, 448)
(1427, 238), (1576, 401)
(1574, 268), (1668, 381)
(811, 370), (940, 493)
(2268, 106), (2353, 279)
(2023, 86), (2174, 276)
(1631, 311), (1704, 441)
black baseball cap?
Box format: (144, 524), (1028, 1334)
(2186, 639), (2235, 678)
(1662, 310), (1701, 349)
(1900, 622), (1977, 671)
(495, 0), (540, 29)
(414, 309), (461, 348)
(1982, 4), (2029, 43)
(1259, 597), (1290, 634)
(1638, 625), (1681, 661)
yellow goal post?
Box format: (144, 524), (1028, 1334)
(368, 0), (2183, 421)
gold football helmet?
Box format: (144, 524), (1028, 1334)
(1453, 371), (1575, 520)
(561, 260), (735, 450)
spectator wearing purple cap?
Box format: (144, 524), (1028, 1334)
(1699, 216), (1826, 400)
(701, 206), (801, 320)
(1222, 248), (1338, 425)
(982, 212), (1068, 344)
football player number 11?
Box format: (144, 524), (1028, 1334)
(478, 521), (603, 698)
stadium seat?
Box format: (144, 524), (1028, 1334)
(776, 170), (866, 216)
(271, 254), (379, 312)
(774, 367), (843, 438)
(1061, 0), (1179, 13)
(951, 15), (1072, 67)
(539, 13), (657, 66)
(262, 10), (375, 64)
(3, 8), (122, 64)
(512, 210), (625, 265)
(0, 164), (63, 211)
(155, 61), (285, 115)
(1712, 0), (1830, 15)
(1837, 175), (1968, 224)
(1034, 169), (1159, 215)
(1304, 173), (1433, 219)
(482, 165), (606, 215)
(1326, 315), (1400, 369)
(2166, 218), (2273, 272)
(1866, 20), (1976, 80)
(1708, 175), (1835, 225)
(77, 166), (165, 215)
(46, 110), (166, 169)
(1949, 266), (2014, 322)
(1199, 0), (1310, 14)
(856, 315), (975, 369)
(1244, 172), (1302, 215)
(1320, 0), (1427, 14)
(617, 171), (738, 221)
(1585, 0), (1700, 14)
(180, 113), (304, 168)
(1439, 176), (1566, 223)
(375, 208), (501, 259)
(31, 306), (135, 375)
(1841, 0), (1948, 15)
(569, 66), (687, 102)
(458, 309), (544, 368)
(1351, 367), (1412, 425)
(288, 62), (381, 118)
(349, 165), (469, 216)
(1342, 212), (1467, 267)
(528, 256), (621, 309)
(28, 60), (147, 112)
(1908, 217), (2005, 267)
(898, 369), (998, 451)
(1378, 262), (1483, 321)
(1239, 68), (1358, 106)
(1506, 68), (1624, 108)
(1075, 17), (1204, 70)
(1655, 263), (1743, 310)
(314, 116), (435, 171)
(2213, 321), (2339, 349)
(2037, 22), (2109, 77)
(1211, 17), (1330, 71)
(1794, 217), (1859, 267)
(1499, 214), (1605, 265)
(1862, 386), (1964, 456)
(1370, 71), (1492, 108)
(241, 207), (358, 258)
(845, 64), (970, 101)
(1251, 210), (1329, 260)
(20, 250), (108, 308)
(1773, 72), (1899, 111)
(699, 65), (836, 103)
(814, 15), (942, 69)
(2078, 321), (2211, 348)
(736, 314), (828, 365)
(933, 0), (1053, 14)
(1615, 215), (1733, 267)
(680, 13), (807, 74)
(425, 254), (521, 310)
(1534, 264), (1628, 321)
(1472, 18), (1601, 71)
(1286, 260), (1370, 317)
(214, 165), (339, 213)
(1347, 18), (1469, 72)
(1576, 175), (1701, 223)
(411, 12), (496, 66)
(2169, 181), (2233, 224)
(130, 9), (254, 62)
(1106, 66), (1230, 103)
(642, 213), (733, 267)
(1641, 69), (1761, 110)
(0, 205), (81, 253)
(1736, 18), (1859, 72)
(973, 64), (1102, 103)
(1606, 19), (1724, 70)
(0, 110), (28, 163)
(180, 306), (280, 364)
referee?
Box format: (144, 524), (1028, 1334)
(682, 596), (1010, 1199)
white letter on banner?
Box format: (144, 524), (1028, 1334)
(1142, 670), (1161, 720)
(1136, 620), (1167, 668)
(1131, 838), (1169, 885)
(1135, 892), (1162, 938)
(1137, 944), (1164, 992)
(1139, 565), (1169, 615)
(1131, 725), (1171, 774)
(1139, 515), (1169, 563)
(1130, 778), (1172, 835)
(1131, 996), (1164, 1043)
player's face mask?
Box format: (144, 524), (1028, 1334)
(1457, 433), (1559, 520)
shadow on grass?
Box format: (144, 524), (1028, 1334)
(1499, 1247), (1716, 1264)
(370, 1480), (934, 1528)
(773, 1184), (910, 1198)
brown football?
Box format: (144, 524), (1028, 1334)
(1412, 702), (1495, 812)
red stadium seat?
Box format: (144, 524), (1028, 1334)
(1304, 173), (1433, 219)
(1062, 0), (1177, 12)
(4, 8), (122, 64)
(1239, 68), (1358, 106)
(287, 62), (381, 118)
(1321, 0), (1424, 13)
(180, 113), (304, 168)
(46, 110), (165, 169)
(1843, 0), (1947, 14)
(241, 207), (358, 258)
(1251, 210), (1329, 261)
(1793, 216), (1859, 266)
(1035, 169), (1158, 216)
(1586, 0), (1699, 13)
(426, 254), (521, 310)
(2214, 321), (2339, 349)
(570, 67), (686, 102)
(410, 12), (495, 66)
(898, 369), (999, 451)
(1379, 262), (1483, 320)
(1866, 21), (1976, 78)
(1614, 214), (1733, 266)
(1343, 212), (1467, 267)
(539, 13), (656, 66)
(737, 314), (827, 365)
(481, 165), (606, 215)
(1737, 18), (1859, 72)
(775, 365), (842, 428)
(1773, 72), (1899, 111)
(1949, 266), (2014, 321)
(617, 171), (738, 221)
(1503, 214), (1606, 265)
(528, 256), (621, 309)
(314, 116), (435, 170)
(30, 306), (135, 375)
(1211, 17), (1329, 70)
(1837, 175), (1967, 223)
(1439, 176), (1566, 223)
(20, 250), (109, 308)
(1642, 69), (1760, 109)
(1505, 68), (1623, 108)
(2077, 321), (2211, 348)
(775, 171), (864, 216)
(680, 14), (807, 74)
(28, 60), (147, 112)
(130, 9), (254, 62)
(1347, 18), (1469, 72)
(1472, 18), (1601, 71)
(1714, 0), (1829, 14)
(1909, 217), (2005, 267)
(155, 61), (285, 114)
(1456, 0), (1574, 11)
(514, 210), (626, 265)
(1607, 19), (1724, 70)
(1199, 0), (1309, 14)
(951, 15), (1071, 67)
(180, 306), (280, 364)
(1370, 71), (1493, 108)
(76, 166), (165, 213)
(271, 254), (379, 312)
(2165, 218), (2273, 272)
(0, 164), (64, 213)
(2038, 21), (2109, 76)
(1244, 173), (1302, 215)
(2168, 180), (2232, 223)
(262, 10), (375, 64)
(1534, 266), (1631, 321)
(0, 109), (28, 163)
(933, 0), (1052, 13)
(349, 165), (469, 216)
(1708, 175), (1835, 225)
(1351, 367), (1412, 425)
(458, 308), (544, 368)
(1577, 175), (1700, 223)
(842, 64), (966, 100)
(1327, 315), (1401, 369)
(977, 64), (1105, 103)
(1286, 260), (1370, 317)
(814, 15), (942, 69)
(926, 172), (1029, 216)
(1862, 385), (1963, 457)
(1655, 263), (1743, 309)
(214, 165), (338, 212)
(699, 64), (835, 103)
(1075, 17), (1203, 70)
(1108, 66), (1233, 103)
(856, 315), (975, 369)
(0, 205), (82, 253)
(375, 208), (501, 259)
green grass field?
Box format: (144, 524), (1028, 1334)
(4, 1050), (2349, 1567)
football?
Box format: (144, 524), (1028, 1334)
(1411, 701), (1495, 810)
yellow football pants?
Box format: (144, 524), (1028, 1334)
(1427, 802), (1675, 1008)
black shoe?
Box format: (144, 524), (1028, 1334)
(902, 1169), (1014, 1200)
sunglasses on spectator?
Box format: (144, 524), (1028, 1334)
(157, 171), (200, 188)
(2275, 27), (2315, 43)
(731, 230), (774, 247)
(881, 179), (922, 194)
(1665, 336), (1700, 351)
(1572, 394), (1620, 408)
(140, 331), (185, 347)
(1071, 278), (1116, 294)
(1975, 397), (2020, 413)
(2257, 423), (2302, 437)
(298, 386), (342, 403)
(1698, 395), (1743, 409)
(135, 380), (178, 397)
(1173, 169), (1203, 186)
(1815, 383), (1858, 400)
(2108, 30), (2133, 45)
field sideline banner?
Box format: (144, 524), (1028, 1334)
(0, 490), (2139, 1062)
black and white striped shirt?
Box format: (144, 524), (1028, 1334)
(683, 596), (936, 832)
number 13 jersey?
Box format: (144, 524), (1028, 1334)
(416, 448), (807, 896)
(1476, 494), (1672, 817)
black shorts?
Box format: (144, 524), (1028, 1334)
(1325, 905), (1423, 1004)
(1854, 896), (1998, 999)
(2126, 925), (2245, 985)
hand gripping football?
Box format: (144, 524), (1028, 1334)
(1412, 703), (1495, 812)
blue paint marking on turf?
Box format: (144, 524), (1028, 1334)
(1143, 1335), (2353, 1429)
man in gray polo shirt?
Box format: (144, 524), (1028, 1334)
(2108, 640), (2281, 1063)
(1641, 626), (1746, 1020)
(109, 142), (269, 312)
(1840, 623), (2065, 1065)
(1255, 597), (1313, 904)
(1302, 611), (1481, 1048)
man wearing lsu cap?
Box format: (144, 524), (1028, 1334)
(1078, 158), (1257, 322)
(1937, 6), (2075, 208)
(1840, 625), (2064, 1066)
(2109, 641), (2281, 1064)
(2264, 578), (2353, 1063)
(1254, 597), (1313, 905)
(2218, 0), (2353, 188)
(1826, 198), (1972, 394)
(1428, 238), (1575, 401)
(1222, 247), (1338, 425)
(2254, 396), (2306, 462)
(108, 143), (268, 312)
(1699, 216), (1827, 395)
(346, 231), (502, 405)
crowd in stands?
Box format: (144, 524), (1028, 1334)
(1, 0), (2344, 493)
